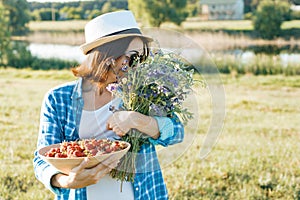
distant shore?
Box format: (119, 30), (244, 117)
(14, 30), (300, 52)
(12, 20), (300, 51)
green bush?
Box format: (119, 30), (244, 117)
(0, 5), (11, 66)
(195, 53), (300, 76)
(6, 42), (33, 68)
(31, 58), (78, 70)
(5, 41), (78, 70)
(252, 0), (290, 39)
(244, 12), (253, 20)
(291, 10), (300, 20)
(31, 8), (60, 21)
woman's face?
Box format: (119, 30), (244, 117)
(106, 37), (144, 84)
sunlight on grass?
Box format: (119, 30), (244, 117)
(29, 20), (86, 32)
(282, 20), (300, 29)
(0, 68), (299, 199)
(29, 20), (300, 33)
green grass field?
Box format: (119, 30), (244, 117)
(0, 68), (300, 199)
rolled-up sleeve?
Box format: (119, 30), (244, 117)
(33, 151), (64, 194)
(148, 115), (184, 146)
(33, 91), (66, 196)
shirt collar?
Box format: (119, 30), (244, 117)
(71, 77), (83, 100)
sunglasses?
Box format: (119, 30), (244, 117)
(126, 50), (146, 68)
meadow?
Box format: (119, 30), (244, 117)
(2, 17), (300, 199)
(0, 68), (299, 199)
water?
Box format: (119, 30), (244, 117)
(212, 45), (300, 67)
(28, 43), (300, 66)
(28, 43), (86, 62)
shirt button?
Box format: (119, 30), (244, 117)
(135, 187), (139, 191)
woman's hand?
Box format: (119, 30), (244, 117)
(51, 154), (120, 189)
(106, 111), (160, 139)
(106, 111), (134, 136)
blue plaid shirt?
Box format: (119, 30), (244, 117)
(33, 78), (184, 200)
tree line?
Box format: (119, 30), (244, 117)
(28, 0), (300, 24)
(29, 0), (196, 27)
(1, 0), (300, 35)
(0, 0), (299, 69)
(29, 0), (128, 21)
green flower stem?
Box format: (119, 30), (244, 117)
(110, 129), (147, 191)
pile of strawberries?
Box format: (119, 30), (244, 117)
(44, 139), (128, 158)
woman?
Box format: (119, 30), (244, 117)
(33, 10), (184, 200)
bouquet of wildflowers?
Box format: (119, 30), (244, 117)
(108, 50), (194, 188)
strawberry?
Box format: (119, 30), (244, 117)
(44, 139), (128, 158)
(73, 150), (85, 157)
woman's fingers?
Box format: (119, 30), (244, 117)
(93, 155), (121, 179)
(112, 126), (126, 136)
(107, 121), (126, 136)
(107, 111), (133, 136)
(101, 154), (121, 168)
(62, 153), (121, 188)
(71, 157), (90, 173)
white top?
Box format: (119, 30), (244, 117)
(87, 175), (134, 200)
(79, 98), (121, 139)
(79, 98), (134, 200)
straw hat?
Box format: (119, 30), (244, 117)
(80, 10), (153, 55)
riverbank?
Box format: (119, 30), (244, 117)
(19, 20), (300, 51)
(17, 30), (300, 52)
(27, 19), (300, 33)
(8, 20), (300, 75)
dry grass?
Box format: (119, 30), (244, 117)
(25, 20), (300, 51)
(28, 20), (87, 32)
(0, 68), (300, 199)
